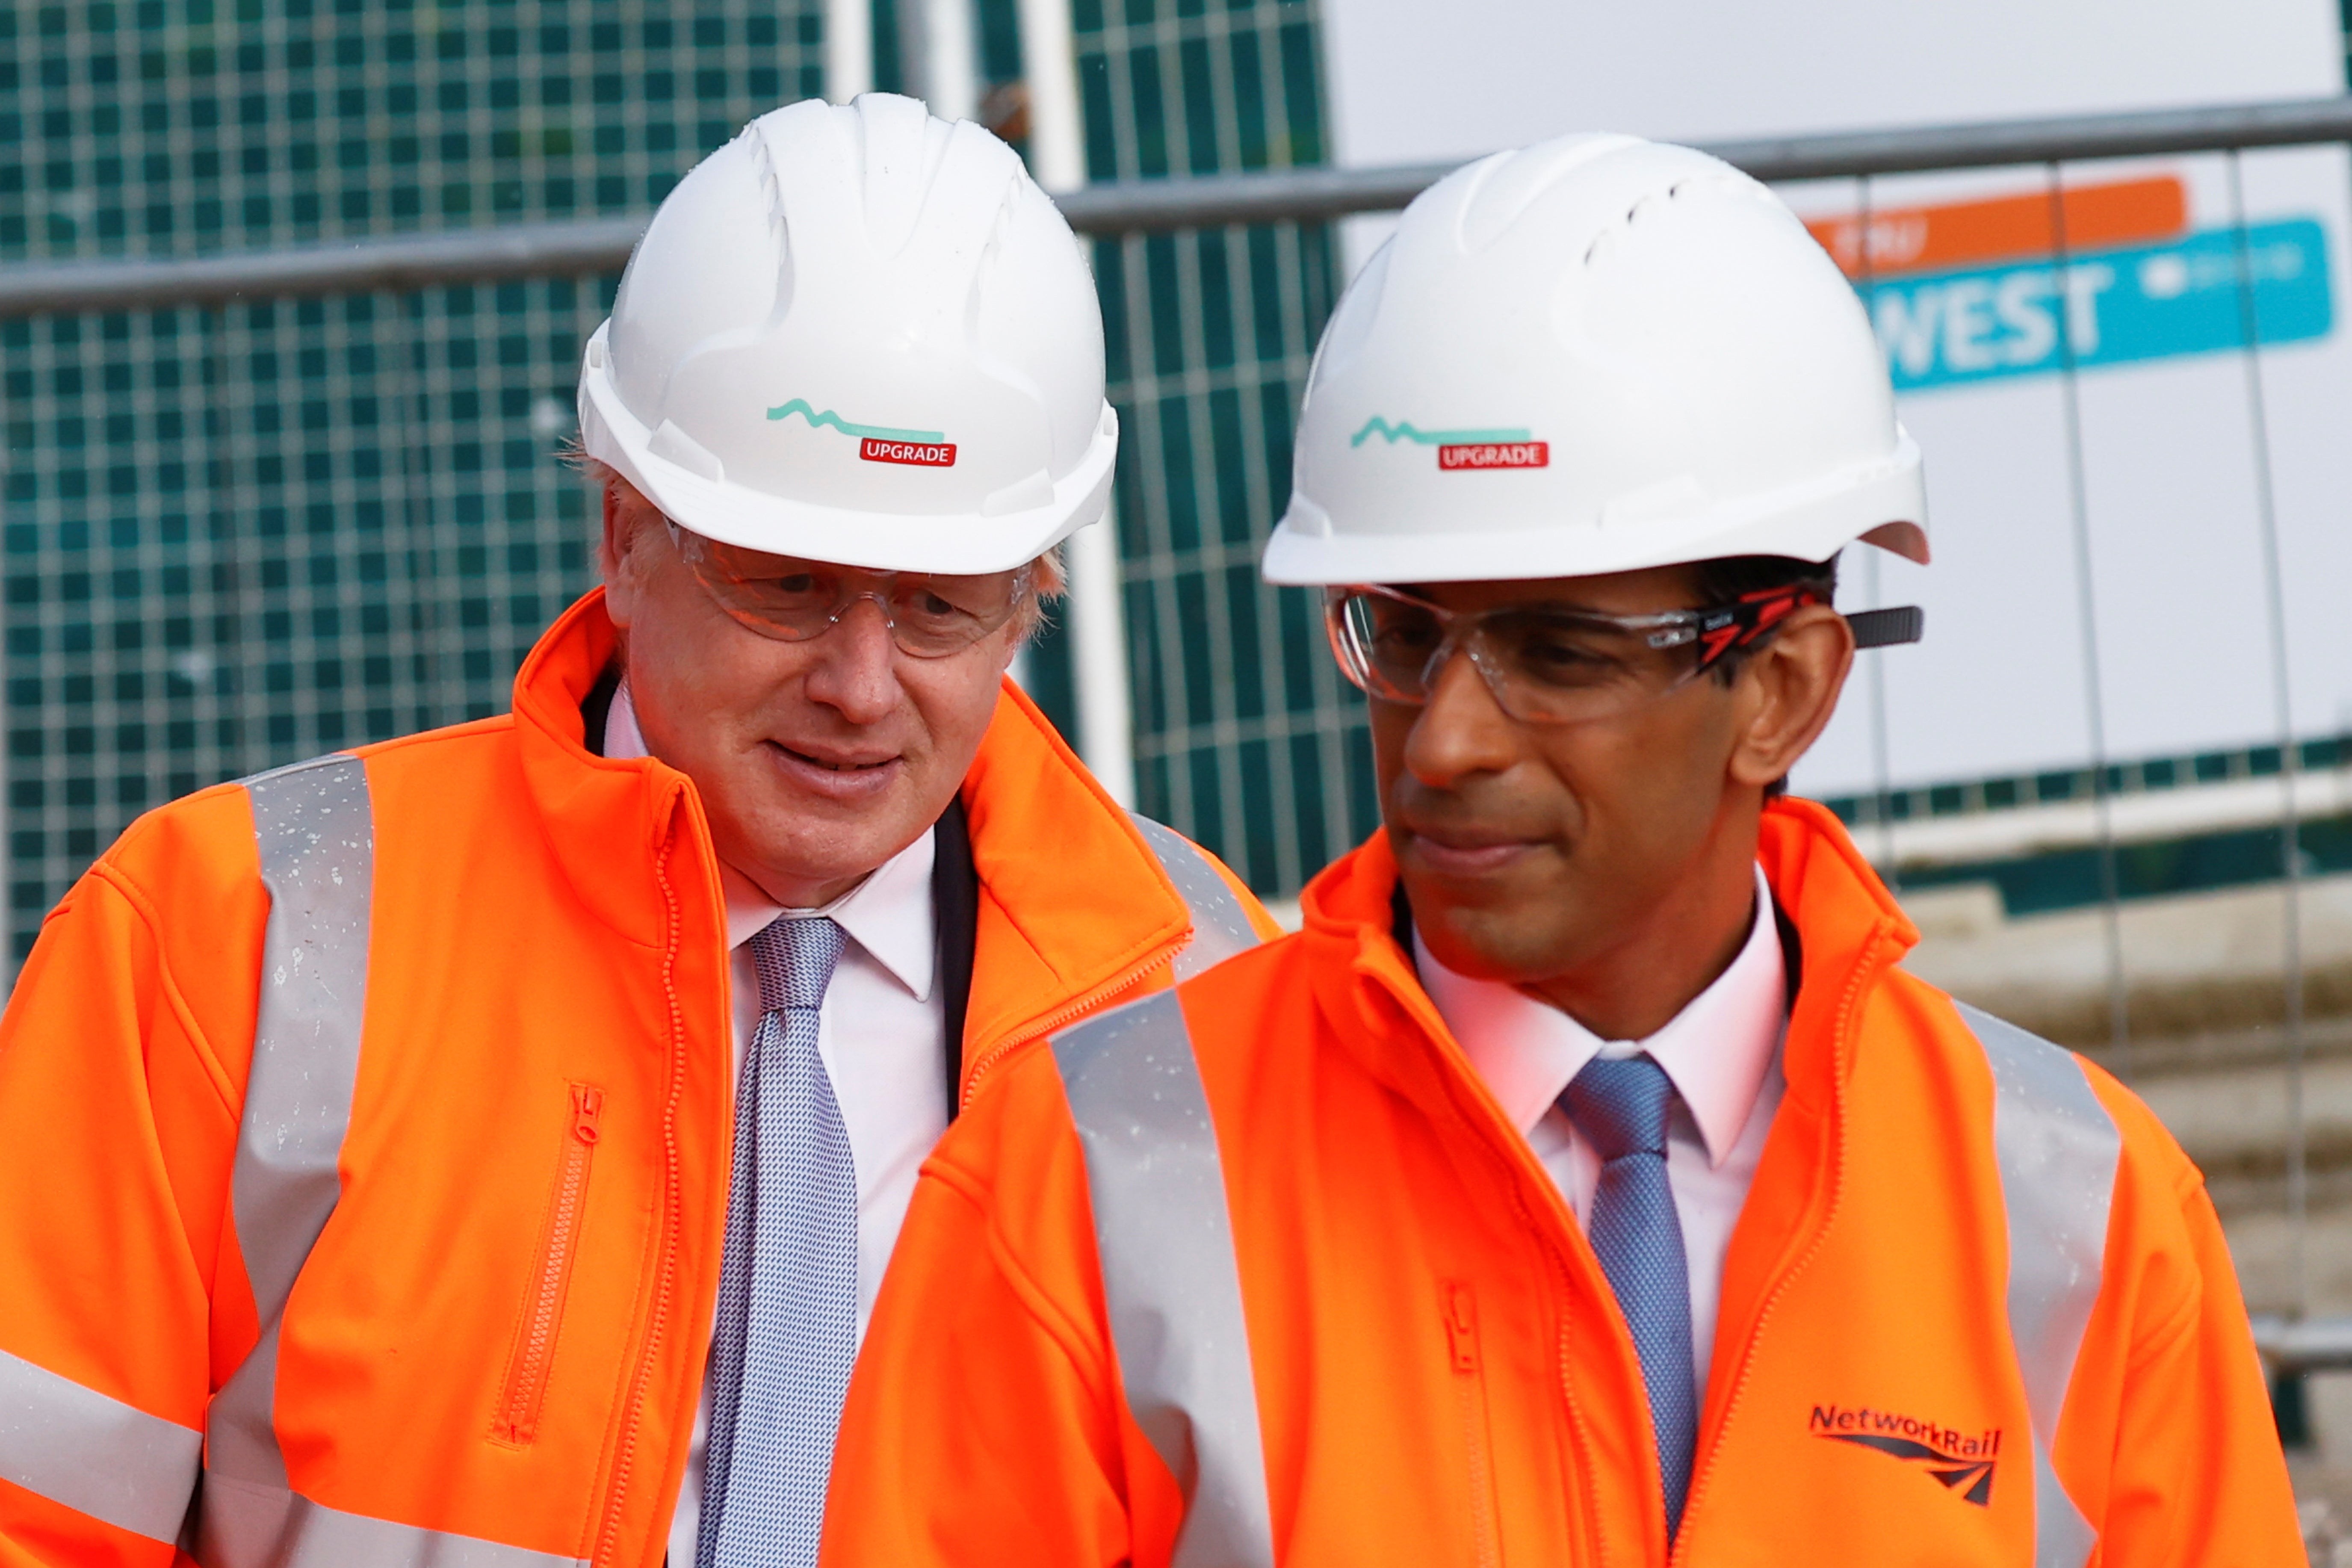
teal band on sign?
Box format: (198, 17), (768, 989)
(1865, 219), (2332, 393)
(1350, 416), (1533, 447)
(765, 399), (946, 444)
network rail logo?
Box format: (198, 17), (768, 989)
(1809, 1404), (2001, 1506)
(1350, 416), (1548, 471)
(767, 399), (957, 467)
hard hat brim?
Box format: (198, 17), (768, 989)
(1261, 433), (1929, 587)
(580, 349), (1117, 576)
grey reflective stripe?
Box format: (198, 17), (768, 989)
(1052, 990), (1275, 1568)
(0, 1346), (202, 1542)
(1129, 814), (1261, 981)
(196, 1473), (587, 1568)
(207, 754), (375, 1497)
(1961, 1002), (2120, 1568)
(191, 761), (575, 1568)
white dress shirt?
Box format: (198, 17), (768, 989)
(1415, 865), (1788, 1401)
(600, 683), (948, 1563)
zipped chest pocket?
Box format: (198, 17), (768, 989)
(492, 1081), (605, 1447)
(1446, 1282), (1503, 1568)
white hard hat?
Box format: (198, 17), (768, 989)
(578, 93), (1118, 576)
(1263, 133), (1929, 587)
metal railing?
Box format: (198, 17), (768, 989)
(2257, 1316), (2352, 1375)
(9, 92), (2352, 318)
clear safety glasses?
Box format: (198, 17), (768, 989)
(669, 523), (1033, 659)
(1324, 582), (1922, 726)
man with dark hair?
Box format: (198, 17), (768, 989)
(821, 132), (2298, 1565)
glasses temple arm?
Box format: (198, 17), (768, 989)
(1847, 605), (1925, 649)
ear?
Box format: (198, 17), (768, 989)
(983, 621), (1023, 681)
(598, 482), (658, 629)
(1726, 604), (1854, 790)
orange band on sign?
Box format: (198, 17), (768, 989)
(1805, 175), (2187, 278)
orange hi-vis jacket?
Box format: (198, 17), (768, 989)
(0, 589), (1276, 1568)
(824, 800), (2302, 1568)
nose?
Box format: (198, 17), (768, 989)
(799, 596), (903, 725)
(1401, 645), (1520, 788)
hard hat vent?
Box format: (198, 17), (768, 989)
(832, 92), (970, 259)
(737, 114), (792, 269)
(1455, 133), (1641, 254)
(604, 137), (790, 429)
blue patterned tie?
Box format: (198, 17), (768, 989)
(697, 914), (855, 1568)
(1562, 1055), (1699, 1537)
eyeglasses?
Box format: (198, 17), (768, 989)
(668, 522), (1033, 658)
(1324, 581), (1834, 726)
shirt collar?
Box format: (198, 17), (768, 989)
(1415, 864), (1785, 1167)
(603, 678), (937, 1003)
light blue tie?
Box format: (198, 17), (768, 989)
(1562, 1055), (1699, 1538)
(697, 914), (855, 1568)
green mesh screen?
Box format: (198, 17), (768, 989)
(0, 0), (824, 961)
(1061, 0), (1375, 898)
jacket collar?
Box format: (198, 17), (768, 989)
(1297, 830), (1480, 1121)
(1296, 800), (1918, 1120)
(955, 678), (1198, 1074)
(1752, 798), (1918, 1108)
(508, 591), (1200, 1069)
(511, 590), (702, 951)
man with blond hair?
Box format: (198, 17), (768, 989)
(0, 94), (1270, 1568)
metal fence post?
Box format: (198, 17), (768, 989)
(1018, 0), (1137, 804)
(2225, 148), (2312, 1320)
(1853, 172), (1903, 886)
(908, 0), (981, 124)
(827, 0), (876, 101)
(2045, 161), (2134, 1060)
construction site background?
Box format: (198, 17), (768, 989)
(6, 0), (2352, 1555)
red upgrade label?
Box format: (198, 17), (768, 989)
(860, 438), (958, 467)
(1438, 440), (1549, 470)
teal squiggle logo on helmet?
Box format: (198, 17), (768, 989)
(1351, 416), (1532, 447)
(767, 399), (946, 444)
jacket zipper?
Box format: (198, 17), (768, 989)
(1447, 1283), (1503, 1568)
(594, 829), (694, 1567)
(957, 947), (1181, 1110)
(1364, 958), (1627, 1566)
(492, 1082), (606, 1447)
(962, 827), (1259, 1104)
(1666, 922), (1897, 1564)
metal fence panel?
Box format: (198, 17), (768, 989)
(0, 0), (826, 960)
(1058, 0), (1374, 896)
